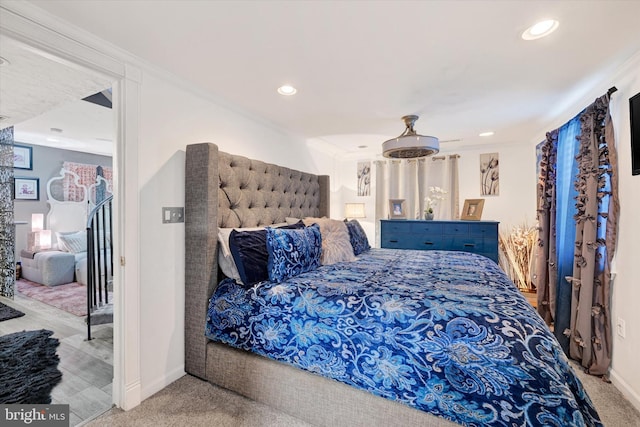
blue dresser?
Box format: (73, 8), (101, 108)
(380, 219), (499, 263)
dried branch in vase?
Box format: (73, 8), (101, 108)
(498, 222), (538, 292)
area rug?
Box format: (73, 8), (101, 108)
(0, 329), (62, 404)
(15, 279), (111, 317)
(0, 302), (25, 322)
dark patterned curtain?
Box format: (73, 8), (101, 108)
(0, 127), (15, 298)
(568, 95), (619, 375)
(535, 130), (559, 325)
(535, 93), (618, 376)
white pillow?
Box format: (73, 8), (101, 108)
(56, 230), (87, 254)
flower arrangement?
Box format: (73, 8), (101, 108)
(498, 222), (538, 292)
(424, 187), (447, 215)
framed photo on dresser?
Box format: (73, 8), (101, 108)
(388, 199), (406, 219)
(461, 198), (484, 220)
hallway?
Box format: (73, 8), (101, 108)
(0, 291), (113, 425)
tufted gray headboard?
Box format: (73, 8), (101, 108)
(184, 143), (330, 378)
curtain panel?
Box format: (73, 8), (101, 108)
(374, 155), (459, 221)
(535, 129), (559, 325)
(535, 93), (618, 376)
(568, 94), (619, 375)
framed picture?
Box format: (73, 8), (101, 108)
(357, 161), (371, 196)
(14, 177), (39, 201)
(13, 144), (33, 170)
(480, 152), (499, 196)
(388, 199), (406, 219)
(461, 198), (485, 220)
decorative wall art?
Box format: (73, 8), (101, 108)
(357, 161), (371, 196)
(13, 144), (33, 170)
(14, 177), (39, 201)
(480, 152), (499, 196)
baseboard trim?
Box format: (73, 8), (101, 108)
(121, 380), (141, 411)
(610, 369), (640, 413)
(141, 366), (186, 401)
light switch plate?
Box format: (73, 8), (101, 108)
(162, 207), (184, 223)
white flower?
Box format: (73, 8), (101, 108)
(424, 187), (447, 213)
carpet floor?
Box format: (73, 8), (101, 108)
(0, 329), (63, 404)
(88, 360), (640, 427)
(15, 279), (112, 317)
(0, 301), (25, 322)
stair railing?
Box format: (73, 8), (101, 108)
(86, 194), (113, 340)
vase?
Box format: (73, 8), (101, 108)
(424, 212), (434, 220)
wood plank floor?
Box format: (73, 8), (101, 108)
(0, 290), (113, 426)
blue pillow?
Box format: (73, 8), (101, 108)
(229, 222), (305, 287)
(266, 224), (322, 283)
(344, 219), (371, 255)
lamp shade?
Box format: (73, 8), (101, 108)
(383, 115), (439, 158)
(31, 213), (44, 231)
(27, 230), (52, 251)
(345, 203), (366, 219)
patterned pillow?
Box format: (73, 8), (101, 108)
(303, 217), (356, 265)
(266, 224), (322, 283)
(344, 219), (371, 255)
(217, 223), (288, 284)
(229, 221), (305, 287)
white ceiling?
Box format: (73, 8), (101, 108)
(0, 35), (113, 155)
(4, 1), (640, 157)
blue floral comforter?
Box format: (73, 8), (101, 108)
(206, 249), (601, 426)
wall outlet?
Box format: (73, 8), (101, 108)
(162, 207), (184, 224)
(616, 317), (626, 339)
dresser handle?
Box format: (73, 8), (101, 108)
(389, 240), (398, 243)
(423, 241), (434, 245)
(464, 243), (475, 247)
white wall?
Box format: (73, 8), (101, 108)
(136, 72), (335, 398)
(455, 143), (537, 230)
(606, 54), (640, 410)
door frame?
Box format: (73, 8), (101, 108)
(1, 3), (141, 410)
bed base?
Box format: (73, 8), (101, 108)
(205, 341), (457, 427)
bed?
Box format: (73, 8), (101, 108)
(184, 142), (601, 427)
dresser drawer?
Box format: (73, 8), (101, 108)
(469, 222), (498, 237)
(410, 222), (444, 234)
(444, 236), (489, 253)
(381, 231), (413, 249)
(443, 223), (469, 236)
(381, 221), (411, 235)
(404, 234), (445, 250)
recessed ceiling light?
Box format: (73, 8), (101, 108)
(46, 137), (60, 143)
(277, 85), (297, 96)
(479, 131), (494, 137)
(0, 56), (10, 66)
(522, 19), (559, 40)
(358, 145), (368, 149)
